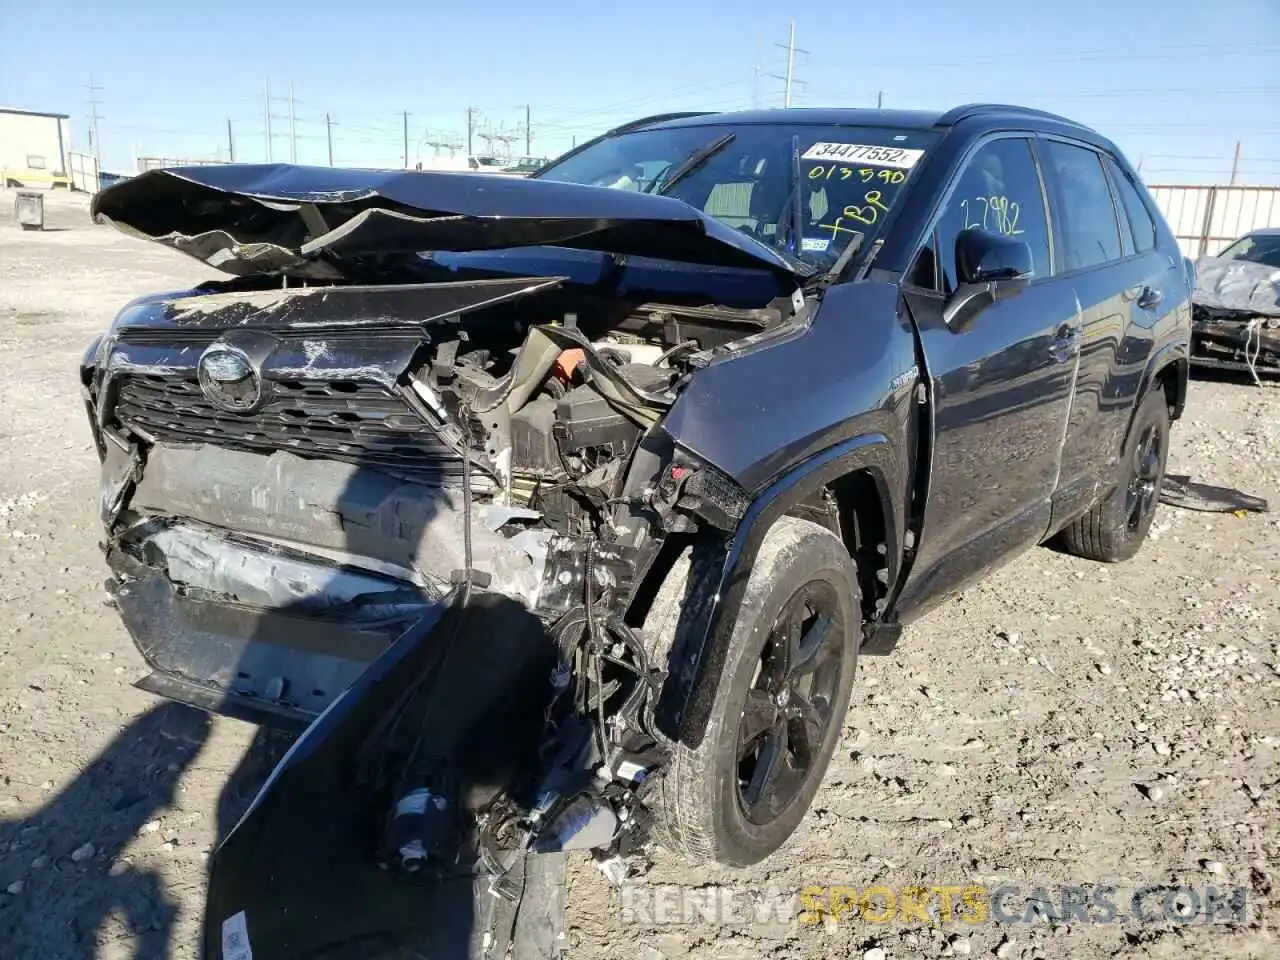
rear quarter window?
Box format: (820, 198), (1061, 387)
(1105, 156), (1157, 255)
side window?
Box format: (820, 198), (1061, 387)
(1104, 156), (1157, 254)
(937, 138), (1051, 294)
(1044, 141), (1122, 270)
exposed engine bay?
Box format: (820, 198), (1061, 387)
(84, 271), (795, 880)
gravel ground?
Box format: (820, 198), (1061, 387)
(0, 189), (1276, 959)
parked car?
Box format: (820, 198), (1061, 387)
(1191, 227), (1280, 376)
(82, 104), (1191, 954)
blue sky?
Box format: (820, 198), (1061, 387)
(2, 0), (1277, 183)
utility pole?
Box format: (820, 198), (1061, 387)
(525, 104), (532, 156)
(288, 81), (297, 163)
(1230, 140), (1242, 185)
(264, 79), (273, 162)
(768, 22), (807, 108)
(326, 114), (335, 167)
(877, 90), (884, 108)
(227, 118), (235, 162)
(86, 76), (104, 165)
(466, 107), (478, 158)
(403, 111), (410, 168)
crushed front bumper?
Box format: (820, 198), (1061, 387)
(107, 523), (440, 726)
(96, 432), (553, 726)
(1190, 304), (1280, 375)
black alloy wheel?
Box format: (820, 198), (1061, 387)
(737, 581), (845, 825)
(1057, 386), (1172, 563)
(1126, 420), (1164, 533)
(645, 517), (862, 866)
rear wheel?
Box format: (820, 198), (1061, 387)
(644, 517), (860, 866)
(1057, 388), (1171, 562)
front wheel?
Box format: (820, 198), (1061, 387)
(1057, 388), (1171, 562)
(644, 517), (861, 866)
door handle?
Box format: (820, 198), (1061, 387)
(1137, 286), (1164, 310)
(1048, 324), (1079, 364)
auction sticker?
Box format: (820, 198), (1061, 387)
(801, 142), (924, 169)
(223, 910), (254, 960)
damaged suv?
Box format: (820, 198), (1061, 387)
(82, 105), (1191, 915)
(1191, 227), (1280, 377)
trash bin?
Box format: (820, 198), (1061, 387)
(15, 191), (44, 231)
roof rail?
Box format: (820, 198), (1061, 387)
(938, 103), (1091, 130)
(604, 111), (714, 137)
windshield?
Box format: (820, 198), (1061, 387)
(536, 122), (939, 270)
(1218, 233), (1280, 268)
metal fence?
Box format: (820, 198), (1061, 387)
(1147, 184), (1280, 258)
(69, 152), (100, 194)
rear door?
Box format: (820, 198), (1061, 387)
(897, 134), (1081, 615)
(1038, 139), (1174, 527)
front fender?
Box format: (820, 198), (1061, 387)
(656, 433), (902, 751)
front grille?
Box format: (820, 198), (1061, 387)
(114, 374), (470, 485)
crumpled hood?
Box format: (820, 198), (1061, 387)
(91, 163), (811, 282)
(1193, 255), (1280, 317)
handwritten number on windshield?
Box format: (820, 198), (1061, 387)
(807, 164), (906, 185)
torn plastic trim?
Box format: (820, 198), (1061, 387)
(654, 433), (894, 748)
(100, 430), (143, 531)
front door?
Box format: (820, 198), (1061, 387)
(897, 135), (1080, 616)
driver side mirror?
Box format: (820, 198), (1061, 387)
(943, 228), (1035, 332)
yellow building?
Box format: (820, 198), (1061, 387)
(1, 108), (73, 188)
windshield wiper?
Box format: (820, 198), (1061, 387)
(653, 133), (736, 196)
(772, 135), (805, 257)
(808, 231), (865, 290)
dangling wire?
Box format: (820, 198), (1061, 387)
(1244, 317), (1264, 388)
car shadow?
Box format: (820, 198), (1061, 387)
(0, 702), (211, 960)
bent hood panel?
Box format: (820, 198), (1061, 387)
(91, 163), (809, 281)
(1193, 256), (1280, 317)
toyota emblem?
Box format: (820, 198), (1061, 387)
(198, 345), (263, 413)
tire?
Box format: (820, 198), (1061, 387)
(1057, 388), (1171, 563)
(643, 517), (861, 866)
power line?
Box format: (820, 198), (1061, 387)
(531, 77), (747, 130)
(807, 40), (1280, 72)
